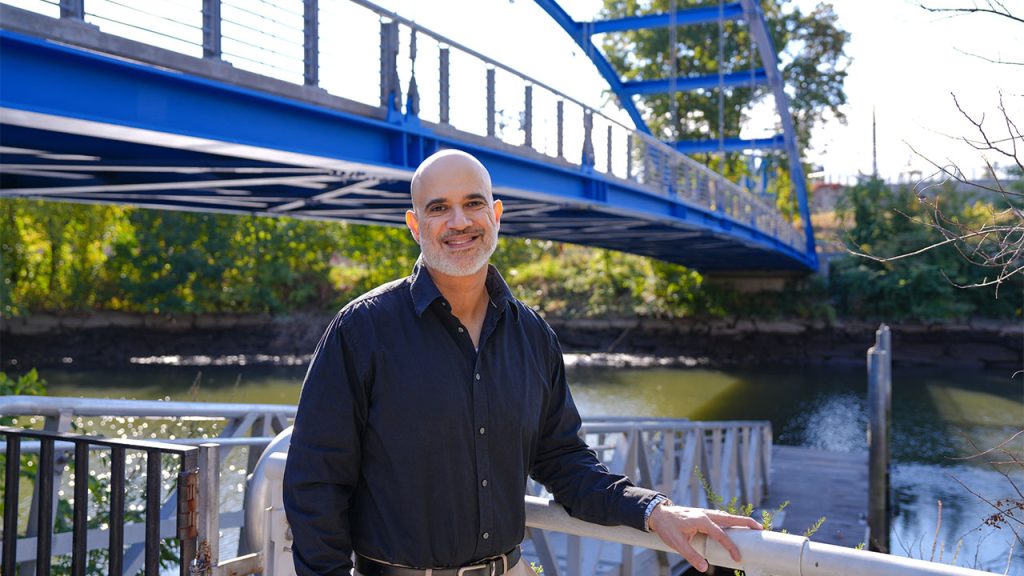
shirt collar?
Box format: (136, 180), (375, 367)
(409, 258), (519, 322)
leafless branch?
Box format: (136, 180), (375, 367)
(905, 145), (1024, 198)
(918, 2), (1024, 25)
(955, 430), (1024, 502)
(949, 429), (1024, 461)
(954, 47), (1024, 66)
(947, 474), (1024, 533)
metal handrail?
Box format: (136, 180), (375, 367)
(0, 395), (297, 418)
(582, 419), (770, 433)
(524, 495), (996, 576)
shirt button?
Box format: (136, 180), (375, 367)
(482, 532), (490, 540)
(481, 479), (488, 487)
(475, 373), (481, 381)
(458, 326), (464, 333)
(479, 427), (486, 435)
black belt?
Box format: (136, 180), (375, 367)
(355, 547), (521, 576)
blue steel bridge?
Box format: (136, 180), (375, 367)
(0, 0), (817, 272)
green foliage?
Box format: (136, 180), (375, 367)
(829, 178), (1022, 320)
(499, 240), (717, 318)
(0, 199), (419, 315)
(3, 190), (1018, 322)
(0, 369), (46, 426)
(802, 515), (826, 538)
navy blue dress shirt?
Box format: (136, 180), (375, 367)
(283, 262), (659, 575)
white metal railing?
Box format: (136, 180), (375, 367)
(527, 418), (772, 575)
(0, 0), (805, 252)
(251, 451), (996, 576)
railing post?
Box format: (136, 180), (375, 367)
(23, 409), (71, 575)
(36, 438), (55, 576)
(303, 0), (318, 86)
(202, 0), (221, 59)
(867, 323), (891, 553)
(196, 443), (221, 575)
(486, 67), (496, 137)
(60, 0), (84, 19)
(178, 450), (199, 576)
(523, 84), (533, 148)
(606, 125), (613, 173)
(406, 30), (419, 117)
(556, 100), (564, 158)
(438, 46), (450, 124)
(146, 449), (162, 575)
(581, 110), (595, 167)
(626, 134), (633, 180)
(2, 435), (20, 575)
(110, 446), (127, 575)
(72, 442), (89, 576)
(380, 20), (400, 114)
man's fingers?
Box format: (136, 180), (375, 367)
(707, 510), (765, 530)
(704, 520), (743, 563)
(672, 535), (709, 573)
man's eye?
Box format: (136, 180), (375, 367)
(466, 201), (484, 208)
(429, 205), (447, 213)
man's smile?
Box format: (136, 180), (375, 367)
(441, 231), (483, 251)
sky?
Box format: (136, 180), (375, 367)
(370, 0), (1024, 185)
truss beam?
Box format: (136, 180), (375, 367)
(622, 70), (766, 95)
(674, 135), (784, 154)
(588, 3), (744, 34)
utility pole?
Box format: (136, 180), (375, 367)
(872, 107), (878, 179)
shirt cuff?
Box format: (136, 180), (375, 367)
(643, 494), (672, 532)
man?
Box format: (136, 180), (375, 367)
(283, 150), (760, 576)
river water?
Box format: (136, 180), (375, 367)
(41, 357), (1024, 574)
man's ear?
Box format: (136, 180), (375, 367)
(405, 209), (421, 244)
(493, 199), (503, 225)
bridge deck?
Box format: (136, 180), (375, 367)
(764, 445), (869, 549)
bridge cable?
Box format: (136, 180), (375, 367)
(717, 0), (725, 157)
(669, 0), (678, 143)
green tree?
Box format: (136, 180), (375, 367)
(829, 178), (1022, 320)
(600, 0), (849, 218)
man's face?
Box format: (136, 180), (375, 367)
(406, 154), (503, 277)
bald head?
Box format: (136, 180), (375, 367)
(409, 150), (493, 212)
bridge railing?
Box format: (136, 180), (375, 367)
(1, 0), (804, 252)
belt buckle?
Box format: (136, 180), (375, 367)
(456, 553), (507, 576)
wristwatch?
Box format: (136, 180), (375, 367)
(644, 494), (673, 532)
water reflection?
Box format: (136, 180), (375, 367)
(780, 392), (868, 453)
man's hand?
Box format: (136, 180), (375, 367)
(649, 504), (762, 573)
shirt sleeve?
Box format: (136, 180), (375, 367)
(529, 331), (660, 531)
(283, 311), (370, 575)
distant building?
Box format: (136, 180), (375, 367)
(811, 182), (844, 213)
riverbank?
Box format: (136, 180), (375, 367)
(3, 312), (1020, 370)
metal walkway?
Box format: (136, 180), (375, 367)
(0, 0), (816, 271)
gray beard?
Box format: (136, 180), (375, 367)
(419, 228), (498, 277)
